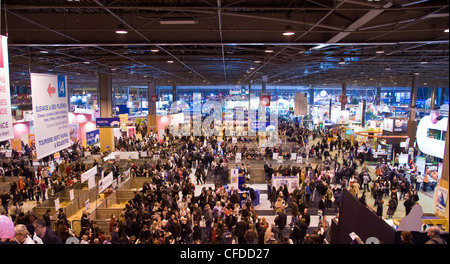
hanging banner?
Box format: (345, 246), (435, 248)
(81, 165), (97, 183)
(0, 36), (13, 142)
(86, 129), (100, 146)
(99, 172), (114, 193)
(30, 73), (70, 159)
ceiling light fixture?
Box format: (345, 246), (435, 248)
(445, 29), (449, 33)
(282, 26), (295, 36)
(150, 49), (159, 52)
(115, 24), (128, 34)
(159, 19), (198, 25)
(338, 58), (345, 65)
(375, 49), (384, 54)
(265, 49), (274, 53)
(167, 60), (174, 63)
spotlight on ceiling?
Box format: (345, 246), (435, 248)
(115, 24), (128, 34)
(282, 26), (295, 36)
(338, 58), (345, 65)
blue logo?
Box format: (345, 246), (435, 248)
(58, 75), (66, 98)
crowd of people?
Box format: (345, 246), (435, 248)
(0, 117), (446, 245)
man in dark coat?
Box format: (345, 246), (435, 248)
(235, 217), (248, 244)
(274, 211), (287, 232)
(33, 218), (62, 244)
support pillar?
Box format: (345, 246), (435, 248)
(406, 74), (419, 150)
(172, 85), (177, 102)
(147, 80), (157, 135)
(259, 76), (267, 142)
(375, 86), (381, 106)
(430, 84), (437, 110)
(98, 73), (115, 152)
(439, 87), (445, 107)
(341, 83), (347, 111)
(308, 87), (315, 105)
(362, 99), (367, 127)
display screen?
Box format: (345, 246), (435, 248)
(427, 128), (445, 141)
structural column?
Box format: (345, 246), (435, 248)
(406, 74), (419, 150)
(259, 76), (267, 142)
(172, 85), (177, 102)
(375, 86), (381, 106)
(430, 84), (437, 110)
(147, 81), (157, 135)
(341, 83), (347, 111)
(98, 73), (115, 152)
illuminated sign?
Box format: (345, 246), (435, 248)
(416, 115), (447, 159)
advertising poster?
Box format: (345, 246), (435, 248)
(0, 35), (13, 142)
(28, 134), (35, 147)
(383, 118), (394, 132)
(436, 187), (448, 213)
(294, 93), (308, 116)
(119, 114), (128, 131)
(126, 126), (136, 138)
(69, 124), (79, 143)
(30, 73), (70, 159)
(230, 169), (239, 190)
(272, 175), (299, 193)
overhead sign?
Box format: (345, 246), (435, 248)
(260, 94), (271, 106)
(96, 117), (120, 128)
(393, 118), (408, 133)
(0, 36), (13, 142)
(30, 73), (70, 159)
(150, 94), (158, 103)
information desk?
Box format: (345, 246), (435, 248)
(224, 185), (260, 207)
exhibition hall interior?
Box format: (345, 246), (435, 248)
(0, 0), (449, 245)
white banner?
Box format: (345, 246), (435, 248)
(0, 36), (13, 142)
(54, 198), (60, 211)
(99, 172), (113, 193)
(272, 175), (299, 193)
(81, 165), (97, 183)
(30, 73), (70, 159)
